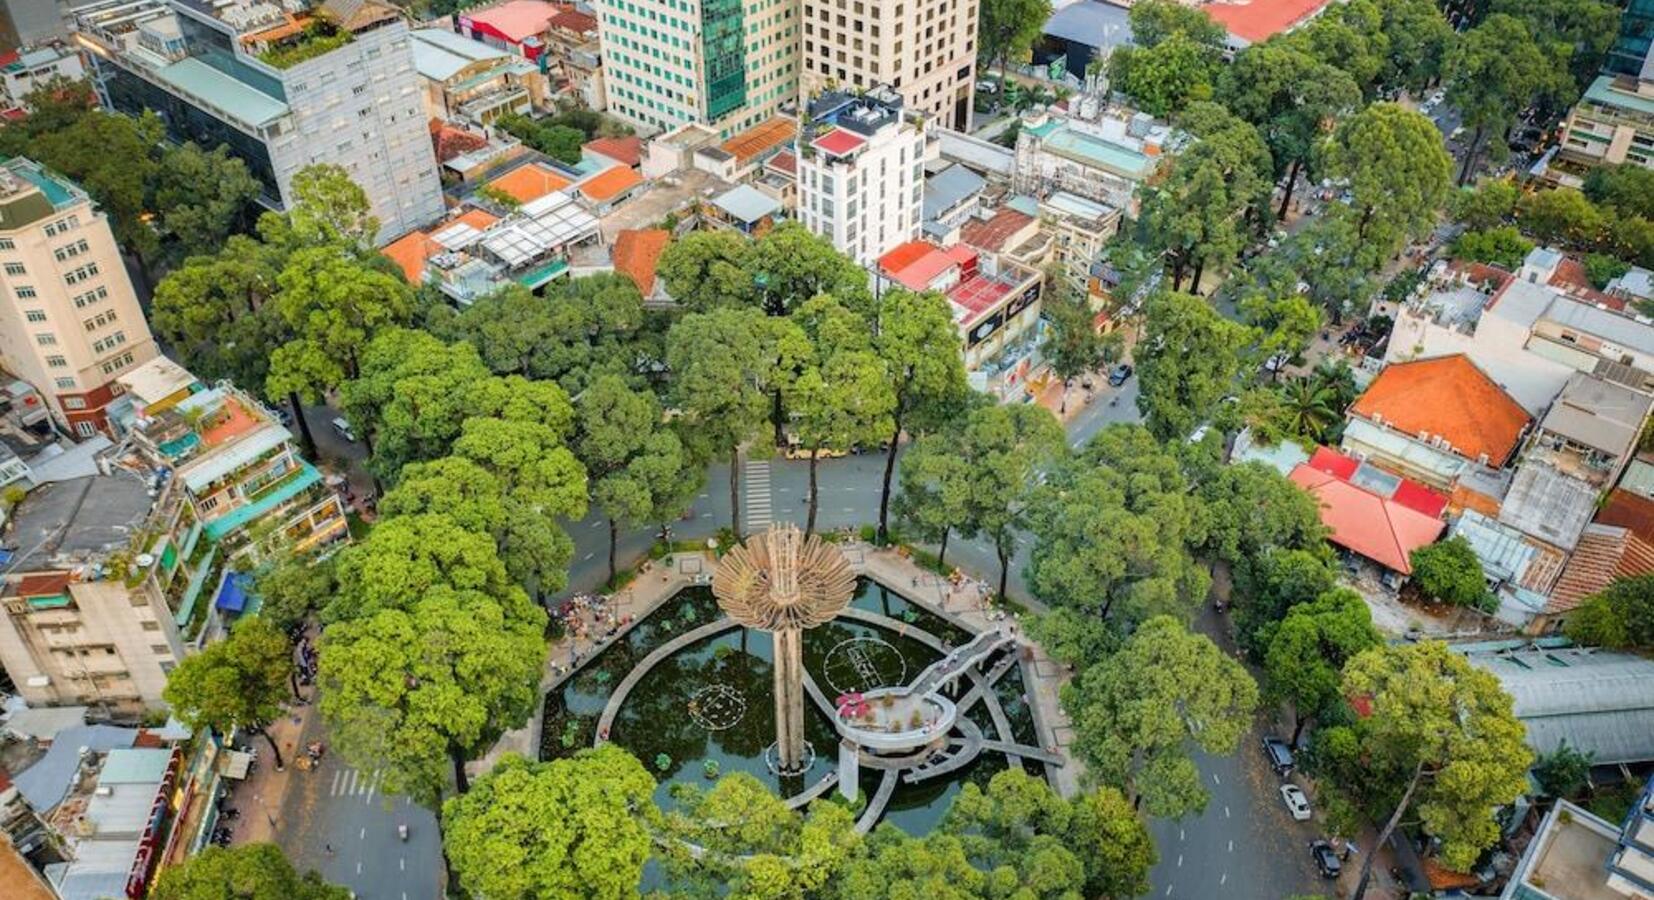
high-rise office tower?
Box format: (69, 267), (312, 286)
(800, 0), (976, 130)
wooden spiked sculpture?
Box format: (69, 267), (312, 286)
(711, 523), (855, 772)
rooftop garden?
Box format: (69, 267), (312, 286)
(258, 19), (352, 70)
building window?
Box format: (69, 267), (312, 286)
(4, 262), (24, 275)
(25, 309), (45, 322)
(46, 354), (66, 368)
(141, 620), (160, 632)
(75, 421), (96, 437)
(54, 377), (75, 389)
(35, 333), (56, 346)
(63, 397), (85, 410)
(16, 285), (35, 298)
(0, 238), (12, 249)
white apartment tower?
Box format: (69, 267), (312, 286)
(800, 0), (976, 130)
(0, 158), (158, 437)
(796, 87), (926, 265)
(595, 0), (798, 135)
(76, 0), (445, 244)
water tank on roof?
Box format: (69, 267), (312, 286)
(1127, 113), (1153, 138)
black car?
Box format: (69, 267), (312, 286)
(1262, 736), (1295, 774)
(1108, 363), (1133, 386)
(1310, 841), (1342, 879)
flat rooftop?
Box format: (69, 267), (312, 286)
(5, 472), (153, 571)
(1512, 803), (1624, 900)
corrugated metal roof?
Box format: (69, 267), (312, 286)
(1463, 647), (1654, 764)
(1498, 462), (1598, 551)
(97, 747), (172, 784)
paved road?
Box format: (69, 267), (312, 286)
(1147, 599), (1325, 899)
(272, 705), (443, 900)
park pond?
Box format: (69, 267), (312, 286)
(538, 579), (1042, 835)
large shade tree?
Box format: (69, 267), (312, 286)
(163, 617), (295, 768)
(1064, 615), (1259, 817)
(872, 289), (969, 543)
(441, 748), (657, 900)
(1338, 642), (1532, 898)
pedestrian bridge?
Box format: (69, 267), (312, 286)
(831, 627), (1015, 753)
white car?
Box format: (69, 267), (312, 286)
(1279, 784), (1312, 821)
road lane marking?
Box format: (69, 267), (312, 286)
(581, 553), (594, 562)
(1224, 806), (1231, 818)
(365, 770), (379, 803)
(357, 861), (362, 875)
(400, 858), (406, 871)
(1228, 840), (1234, 852)
(1179, 828), (1185, 842)
(330, 770), (342, 796)
(1165, 886), (1174, 896)
(1177, 855), (1183, 868)
(359, 827), (366, 840)
(589, 521), (603, 529)
(1212, 773), (1221, 786)
(346, 769), (359, 794)
(1220, 873), (1228, 886)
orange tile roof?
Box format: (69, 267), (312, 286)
(198, 396), (262, 447)
(1290, 464), (1446, 574)
(583, 135), (642, 167)
(578, 165), (643, 203)
(720, 117), (796, 166)
(1203, 0), (1334, 44)
(487, 164), (574, 204)
(1349, 355), (1531, 466)
(454, 208), (500, 231)
(1550, 489), (1654, 612)
(612, 229), (670, 295)
(381, 209), (499, 283)
(382, 229), (439, 284)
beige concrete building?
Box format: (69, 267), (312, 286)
(0, 158), (157, 438)
(800, 0), (977, 130)
(596, 0), (798, 136)
(0, 357), (349, 713)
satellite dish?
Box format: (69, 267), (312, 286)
(135, 553), (155, 568)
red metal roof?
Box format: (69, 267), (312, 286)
(1307, 446), (1448, 518)
(463, 0), (560, 43)
(948, 276), (1013, 326)
(812, 128), (866, 157)
(12, 572), (72, 598)
(1289, 464), (1446, 574)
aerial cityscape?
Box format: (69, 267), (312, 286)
(0, 0), (1649, 897)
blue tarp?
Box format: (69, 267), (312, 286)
(214, 572), (252, 613)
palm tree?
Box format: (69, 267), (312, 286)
(1280, 377), (1339, 444)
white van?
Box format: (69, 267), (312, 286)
(331, 416), (357, 443)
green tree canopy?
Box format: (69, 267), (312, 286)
(575, 374), (701, 581)
(895, 431), (975, 570)
(1340, 641), (1531, 894)
(667, 306), (783, 533)
(1563, 574), (1654, 650)
(1450, 178), (1522, 231)
(1409, 536), (1492, 610)
(1028, 424), (1208, 632)
(442, 748), (657, 900)
(1445, 13), (1571, 184)
(318, 587), (546, 804)
(747, 222), (873, 318)
(1321, 103), (1454, 262)
(151, 844), (348, 900)
(1109, 31), (1221, 118)
(326, 512), (536, 624)
(1264, 587), (1382, 743)
(251, 550), (337, 633)
(954, 402), (1067, 600)
(978, 0), (1054, 73)
(1233, 547), (1337, 659)
(1064, 615), (1259, 817)
(1450, 225), (1534, 270)
(265, 245), (414, 405)
(1198, 461), (1327, 567)
(287, 163), (379, 249)
(163, 617), (294, 766)
(872, 289), (970, 542)
(656, 229), (755, 311)
(1135, 291), (1255, 441)
(1517, 187), (1605, 249)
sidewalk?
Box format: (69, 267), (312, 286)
(226, 697), (315, 844)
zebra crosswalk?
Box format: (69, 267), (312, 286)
(328, 767), (383, 802)
(743, 458), (772, 533)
